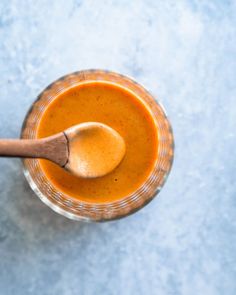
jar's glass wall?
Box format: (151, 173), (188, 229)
(21, 70), (174, 221)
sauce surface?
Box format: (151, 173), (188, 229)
(37, 82), (158, 203)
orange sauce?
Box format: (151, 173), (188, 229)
(37, 82), (158, 203)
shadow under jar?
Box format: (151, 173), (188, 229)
(21, 70), (174, 221)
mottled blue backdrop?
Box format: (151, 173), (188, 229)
(0, 1), (235, 294)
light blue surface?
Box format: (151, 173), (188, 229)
(0, 1), (235, 294)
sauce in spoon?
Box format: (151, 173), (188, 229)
(65, 122), (126, 178)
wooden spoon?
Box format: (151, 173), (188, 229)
(0, 122), (126, 178)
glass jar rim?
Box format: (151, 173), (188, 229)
(21, 69), (174, 221)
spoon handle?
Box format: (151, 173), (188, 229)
(0, 133), (68, 166)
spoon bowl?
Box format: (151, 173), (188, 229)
(65, 122), (126, 178)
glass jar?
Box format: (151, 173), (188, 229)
(21, 70), (174, 221)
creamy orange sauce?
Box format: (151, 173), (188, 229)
(65, 122), (126, 178)
(37, 82), (158, 203)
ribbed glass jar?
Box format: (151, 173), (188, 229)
(21, 70), (174, 221)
